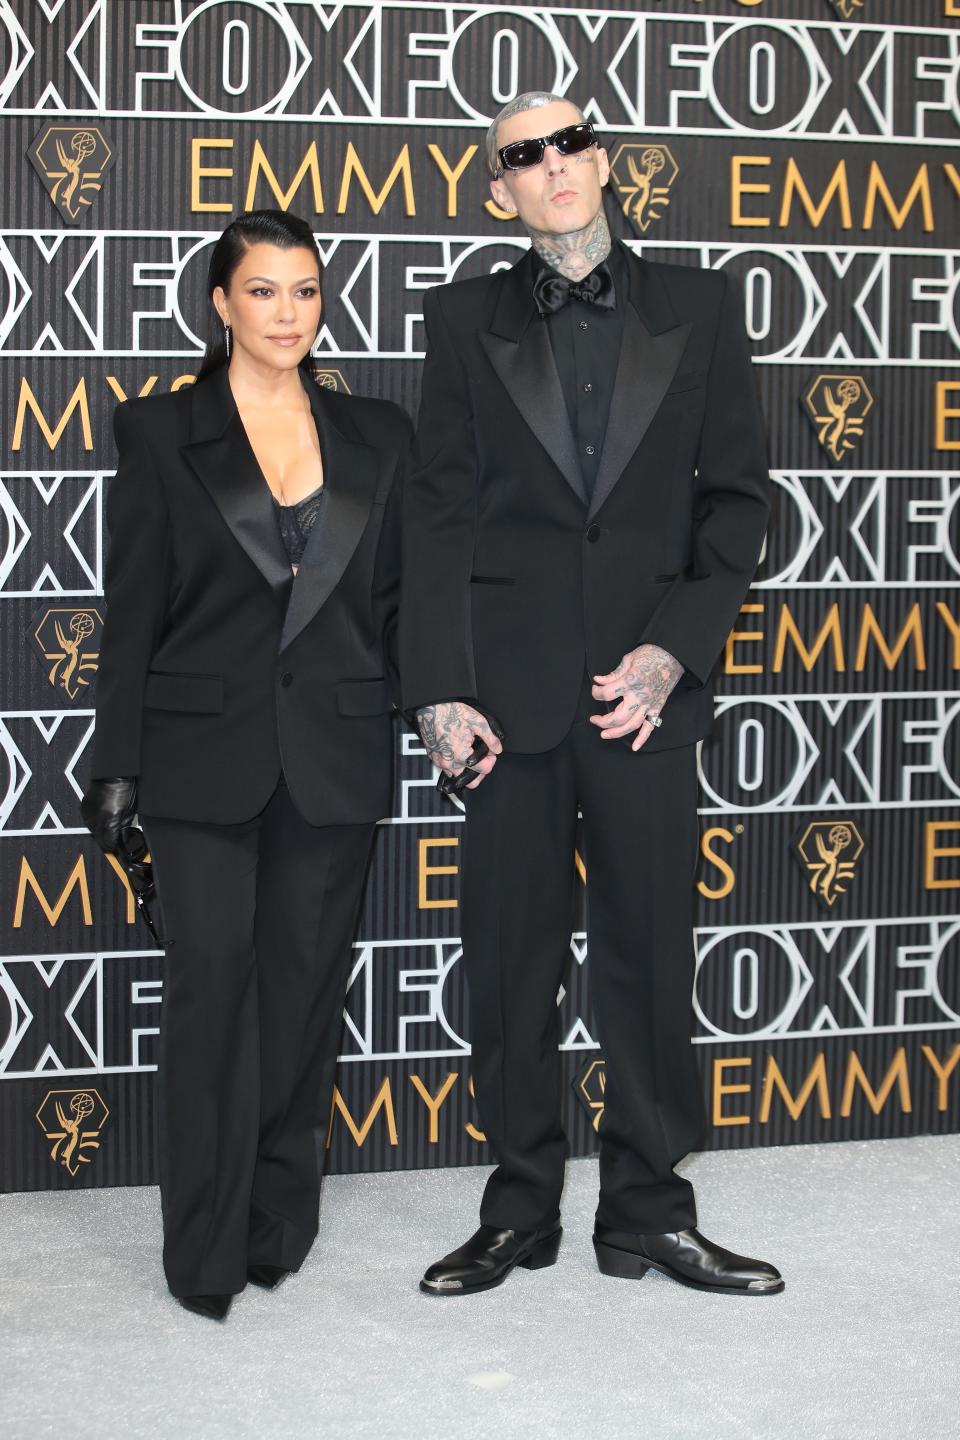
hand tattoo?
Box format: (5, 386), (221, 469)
(416, 701), (502, 786)
(590, 644), (684, 752)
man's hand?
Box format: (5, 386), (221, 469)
(416, 701), (503, 790)
(590, 644), (684, 752)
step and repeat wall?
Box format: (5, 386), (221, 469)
(1, 0), (959, 1191)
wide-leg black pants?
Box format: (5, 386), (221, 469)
(461, 721), (706, 1236)
(142, 779), (373, 1298)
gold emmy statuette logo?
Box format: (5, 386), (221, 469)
(803, 374), (874, 463)
(27, 124), (115, 225)
(574, 1058), (606, 1133)
(314, 369), (351, 393)
(609, 142), (679, 235)
(36, 1089), (110, 1177)
(829, 0), (865, 20)
(31, 606), (103, 700)
(796, 820), (865, 909)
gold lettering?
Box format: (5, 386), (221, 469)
(772, 602), (844, 673)
(12, 378), (93, 452)
(862, 161), (934, 232)
(243, 139), (323, 213)
(724, 603), (765, 674)
(854, 603), (925, 672)
(105, 376), (159, 403)
(410, 1072), (459, 1142)
(944, 163), (960, 202)
(465, 1075), (486, 1142)
(105, 854), (138, 925)
(840, 1048), (911, 1117)
(13, 856), (92, 929)
(337, 143), (415, 216)
(759, 1053), (831, 1123)
(191, 138), (234, 213)
(777, 158), (852, 230)
(418, 837), (459, 909)
(697, 828), (736, 901)
(935, 381), (960, 451)
(935, 601), (960, 668)
(326, 1078), (398, 1148)
(426, 143), (478, 218)
(920, 1044), (960, 1111)
(730, 155), (771, 227)
(712, 1056), (752, 1126)
(924, 821), (960, 890)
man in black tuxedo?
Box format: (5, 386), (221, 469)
(400, 93), (782, 1297)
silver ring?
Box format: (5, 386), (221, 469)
(644, 712), (663, 728)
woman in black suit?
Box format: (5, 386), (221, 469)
(81, 210), (411, 1320)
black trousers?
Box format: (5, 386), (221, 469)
(461, 719), (706, 1236)
(142, 780), (373, 1298)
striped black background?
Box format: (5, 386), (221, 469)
(1, 0), (958, 1191)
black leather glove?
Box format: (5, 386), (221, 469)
(80, 777), (138, 856)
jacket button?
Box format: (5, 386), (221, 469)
(586, 525), (601, 543)
(280, 672), (293, 687)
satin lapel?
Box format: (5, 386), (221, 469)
(279, 388), (376, 653)
(480, 326), (586, 506)
(479, 256), (587, 507)
(179, 375), (292, 604)
(587, 304), (692, 521)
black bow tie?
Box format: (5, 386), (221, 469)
(533, 261), (615, 317)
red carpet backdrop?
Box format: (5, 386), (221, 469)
(1, 0), (958, 1191)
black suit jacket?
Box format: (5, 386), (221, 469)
(91, 366), (412, 824)
(399, 242), (770, 753)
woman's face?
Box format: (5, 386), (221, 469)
(212, 242), (322, 373)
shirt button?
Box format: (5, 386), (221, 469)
(583, 382), (593, 393)
(579, 320), (588, 330)
(280, 672), (293, 687)
(585, 445), (595, 456)
(586, 524), (601, 543)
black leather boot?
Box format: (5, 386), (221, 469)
(247, 1264), (290, 1289)
(178, 1293), (233, 1320)
(420, 1221), (562, 1296)
(594, 1225), (783, 1295)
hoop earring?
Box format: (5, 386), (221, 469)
(224, 323), (232, 359)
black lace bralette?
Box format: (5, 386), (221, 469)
(273, 484), (325, 566)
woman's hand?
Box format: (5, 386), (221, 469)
(80, 778), (138, 855)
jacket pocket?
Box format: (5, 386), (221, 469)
(337, 678), (391, 716)
(470, 574), (516, 586)
(144, 671), (225, 714)
(664, 370), (705, 396)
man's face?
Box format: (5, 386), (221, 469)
(489, 100), (610, 235)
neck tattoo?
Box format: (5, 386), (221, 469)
(529, 211), (612, 282)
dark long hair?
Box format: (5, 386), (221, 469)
(195, 210), (324, 383)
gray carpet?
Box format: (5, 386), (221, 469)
(1, 1136), (957, 1439)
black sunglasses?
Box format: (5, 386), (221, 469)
(495, 123), (598, 177)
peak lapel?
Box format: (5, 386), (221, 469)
(588, 266), (692, 520)
(479, 252), (587, 508)
(179, 369), (292, 604)
(279, 385), (376, 653)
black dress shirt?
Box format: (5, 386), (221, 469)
(533, 241), (627, 498)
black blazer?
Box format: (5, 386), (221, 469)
(90, 366), (412, 825)
(399, 242), (770, 753)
